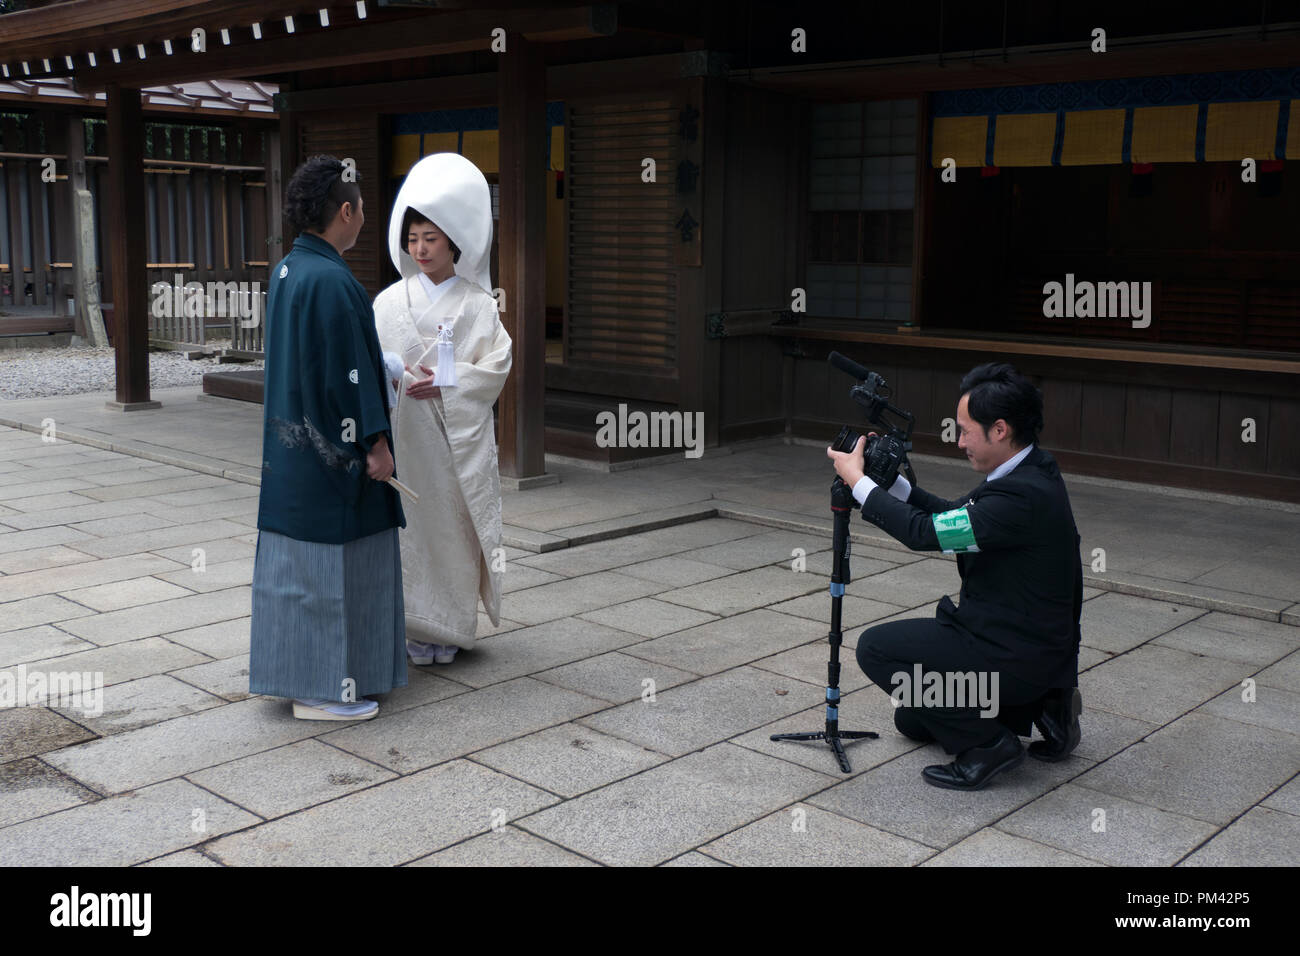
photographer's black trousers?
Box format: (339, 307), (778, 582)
(856, 617), (1048, 755)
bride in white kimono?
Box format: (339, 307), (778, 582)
(373, 153), (512, 665)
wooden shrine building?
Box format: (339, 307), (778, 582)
(2, 0), (1298, 500)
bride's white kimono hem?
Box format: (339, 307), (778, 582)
(373, 272), (512, 649)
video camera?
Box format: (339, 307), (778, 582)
(828, 351), (916, 489)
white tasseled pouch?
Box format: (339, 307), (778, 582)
(433, 324), (457, 388)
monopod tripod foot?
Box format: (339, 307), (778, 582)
(769, 729), (880, 773)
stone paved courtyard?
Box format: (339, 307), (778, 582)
(0, 386), (1298, 866)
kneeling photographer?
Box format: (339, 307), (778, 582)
(827, 362), (1083, 791)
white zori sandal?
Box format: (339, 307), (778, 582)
(292, 698), (379, 721)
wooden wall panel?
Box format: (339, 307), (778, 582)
(296, 111), (384, 296)
(1079, 382), (1127, 457)
(1266, 397), (1300, 477)
(1217, 394), (1270, 472)
(565, 95), (677, 370)
(1123, 384), (1172, 461)
(1041, 378), (1082, 449)
(1168, 389), (1219, 467)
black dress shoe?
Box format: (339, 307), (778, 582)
(921, 729), (1025, 791)
(1028, 687), (1082, 762)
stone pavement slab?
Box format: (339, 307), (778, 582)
(156, 558), (254, 593)
(1079, 644), (1249, 725)
(43, 696), (332, 794)
(768, 591), (907, 632)
(56, 586), (251, 645)
(662, 851), (731, 866)
(472, 722), (668, 798)
(321, 677), (604, 773)
(0, 593), (95, 632)
(13, 635), (208, 689)
(622, 607), (825, 676)
(922, 828), (1103, 866)
(0, 706), (96, 762)
(503, 570), (664, 626)
(533, 651), (697, 704)
(1179, 806), (1300, 866)
(162, 619), (250, 659)
(1261, 775), (1300, 816)
(434, 616), (645, 688)
(699, 803), (933, 866)
(1074, 711), (1300, 825)
(1154, 620), (1299, 667)
(997, 782), (1219, 866)
(139, 849), (224, 867)
(615, 555), (737, 588)
(577, 665), (815, 756)
(205, 759), (558, 866)
(516, 742), (834, 866)
(0, 544), (97, 574)
(655, 565), (827, 617)
(1198, 684), (1300, 738)
(1080, 593), (1204, 654)
(0, 552), (184, 603)
(169, 654), (253, 701)
(0, 758), (98, 830)
(577, 596), (719, 638)
(187, 739), (399, 819)
(0, 624), (92, 667)
(61, 576), (192, 612)
(409, 825), (598, 866)
(0, 778), (259, 867)
(808, 747), (1091, 849)
(50, 674), (225, 735)
(1256, 649), (1300, 692)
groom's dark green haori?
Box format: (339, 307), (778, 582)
(250, 233), (408, 702)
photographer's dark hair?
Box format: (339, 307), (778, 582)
(284, 155), (361, 233)
(401, 207), (461, 263)
(959, 363), (1043, 447)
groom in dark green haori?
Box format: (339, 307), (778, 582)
(249, 154), (408, 721)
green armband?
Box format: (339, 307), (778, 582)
(932, 506), (979, 553)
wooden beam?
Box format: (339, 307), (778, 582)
(276, 52), (717, 114)
(105, 82), (153, 406)
(496, 31), (548, 479)
(64, 5), (613, 89)
(0, 0), (310, 59)
(738, 31), (1300, 99)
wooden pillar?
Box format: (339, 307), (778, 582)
(105, 83), (157, 410)
(4, 118), (27, 309)
(24, 114), (48, 308)
(497, 32), (550, 482)
(265, 127), (283, 267)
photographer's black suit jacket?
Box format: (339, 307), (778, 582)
(861, 445), (1082, 689)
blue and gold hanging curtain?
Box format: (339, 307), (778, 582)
(931, 68), (1298, 167)
(389, 102), (567, 176)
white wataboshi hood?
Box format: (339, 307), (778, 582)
(388, 151), (494, 295)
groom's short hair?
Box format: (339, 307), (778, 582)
(284, 155), (361, 233)
(401, 206), (462, 263)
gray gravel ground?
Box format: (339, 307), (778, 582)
(0, 345), (262, 401)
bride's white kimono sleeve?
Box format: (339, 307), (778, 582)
(440, 290), (513, 621)
(373, 278), (513, 648)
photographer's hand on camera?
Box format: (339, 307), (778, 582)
(826, 434), (869, 487)
(828, 431), (910, 506)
